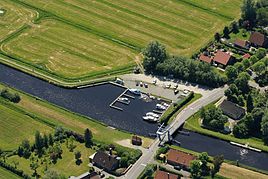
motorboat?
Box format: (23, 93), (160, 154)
(118, 97), (129, 102)
(146, 112), (160, 118)
(129, 89), (141, 95)
(143, 116), (158, 122)
(156, 104), (166, 110)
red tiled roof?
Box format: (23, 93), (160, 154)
(167, 149), (196, 168)
(234, 39), (247, 48)
(213, 51), (232, 66)
(249, 32), (267, 47)
(199, 54), (212, 63)
(154, 170), (179, 179)
(243, 53), (251, 59)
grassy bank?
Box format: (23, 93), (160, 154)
(0, 167), (22, 179)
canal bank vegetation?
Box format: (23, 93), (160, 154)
(159, 92), (202, 125)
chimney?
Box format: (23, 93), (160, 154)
(168, 173), (170, 179)
(109, 148), (112, 155)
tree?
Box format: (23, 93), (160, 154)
(18, 139), (31, 158)
(198, 152), (210, 176)
(43, 134), (49, 148)
(234, 62), (245, 73)
(67, 136), (76, 152)
(30, 160), (39, 177)
(256, 7), (268, 26)
(48, 133), (54, 146)
(35, 131), (43, 156)
(241, 0), (257, 25)
(242, 58), (251, 68)
(249, 55), (258, 64)
(223, 26), (230, 38)
(234, 72), (250, 93)
(142, 41), (167, 73)
(225, 66), (238, 82)
(261, 112), (268, 144)
(233, 123), (249, 138)
(252, 61), (266, 75)
(74, 151), (82, 165)
(256, 48), (267, 60)
(84, 128), (93, 148)
(238, 95), (245, 106)
(246, 94), (254, 112)
(231, 22), (239, 33)
(214, 32), (221, 42)
(211, 155), (224, 178)
(190, 160), (202, 179)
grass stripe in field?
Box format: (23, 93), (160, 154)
(0, 167), (22, 179)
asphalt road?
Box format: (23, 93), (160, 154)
(120, 85), (227, 179)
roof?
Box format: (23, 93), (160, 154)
(199, 54), (212, 63)
(213, 51), (232, 66)
(93, 151), (118, 171)
(220, 100), (246, 120)
(249, 32), (267, 46)
(70, 172), (100, 179)
(243, 53), (251, 59)
(154, 170), (179, 179)
(167, 149), (196, 168)
(132, 135), (142, 142)
(234, 39), (247, 48)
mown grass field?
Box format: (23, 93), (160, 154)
(0, 167), (21, 179)
(0, 0), (242, 82)
(0, 99), (52, 150)
(0, 0), (36, 41)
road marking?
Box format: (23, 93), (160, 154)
(141, 163), (146, 166)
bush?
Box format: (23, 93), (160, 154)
(0, 89), (21, 103)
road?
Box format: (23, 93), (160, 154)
(120, 85), (227, 179)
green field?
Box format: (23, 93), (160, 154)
(0, 0), (242, 83)
(0, 99), (52, 150)
(0, 167), (21, 179)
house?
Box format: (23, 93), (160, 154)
(213, 51), (235, 68)
(249, 32), (268, 48)
(199, 53), (213, 64)
(243, 53), (251, 59)
(167, 149), (196, 170)
(154, 170), (180, 179)
(220, 100), (246, 120)
(132, 135), (142, 146)
(69, 172), (100, 179)
(234, 39), (249, 49)
(92, 151), (119, 172)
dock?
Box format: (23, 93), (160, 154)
(230, 142), (262, 152)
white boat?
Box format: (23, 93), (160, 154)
(129, 89), (141, 95)
(143, 116), (158, 122)
(156, 104), (166, 110)
(118, 97), (129, 102)
(146, 112), (159, 118)
(162, 102), (169, 108)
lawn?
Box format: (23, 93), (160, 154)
(228, 29), (251, 43)
(0, 0), (36, 41)
(0, 99), (52, 150)
(6, 141), (95, 177)
(0, 167), (21, 179)
(0, 0), (242, 83)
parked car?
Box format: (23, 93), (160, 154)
(144, 83), (148, 88)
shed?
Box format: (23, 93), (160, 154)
(132, 135), (142, 146)
(154, 170), (179, 179)
(249, 32), (268, 47)
(220, 100), (246, 120)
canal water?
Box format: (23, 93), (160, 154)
(173, 130), (268, 171)
(0, 64), (159, 136)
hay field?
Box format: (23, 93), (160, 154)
(0, 100), (52, 150)
(2, 19), (137, 78)
(16, 0), (242, 55)
(0, 0), (242, 81)
(0, 0), (36, 41)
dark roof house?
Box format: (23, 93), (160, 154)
(220, 100), (246, 120)
(234, 39), (249, 49)
(213, 51), (234, 67)
(132, 135), (142, 146)
(154, 170), (179, 179)
(249, 32), (268, 47)
(167, 149), (196, 169)
(70, 172), (101, 179)
(92, 151), (119, 172)
(199, 54), (213, 64)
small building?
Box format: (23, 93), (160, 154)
(92, 151), (119, 172)
(69, 172), (100, 179)
(242, 53), (251, 59)
(220, 100), (246, 120)
(213, 51), (235, 68)
(154, 170), (179, 179)
(234, 39), (249, 49)
(199, 53), (213, 64)
(249, 31), (268, 48)
(132, 135), (142, 146)
(167, 149), (196, 170)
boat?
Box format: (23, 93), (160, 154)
(162, 102), (169, 108)
(146, 112), (160, 118)
(143, 116), (158, 122)
(156, 104), (166, 110)
(129, 89), (141, 95)
(118, 97), (129, 102)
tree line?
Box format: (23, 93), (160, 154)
(143, 41), (226, 87)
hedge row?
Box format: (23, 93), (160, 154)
(0, 161), (30, 179)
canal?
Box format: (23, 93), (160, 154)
(0, 64), (159, 136)
(173, 130), (268, 171)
